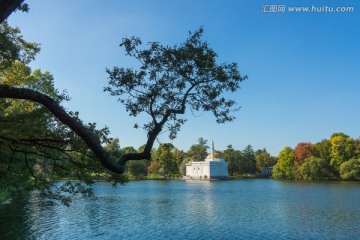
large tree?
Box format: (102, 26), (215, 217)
(105, 28), (246, 165)
(330, 133), (355, 173)
(299, 156), (331, 180)
(274, 146), (296, 179)
(294, 142), (314, 166)
(313, 139), (331, 163)
(1, 24), (246, 176)
(0, 22), (125, 176)
(0, 52), (125, 205)
(152, 143), (178, 178)
(239, 145), (256, 174)
(223, 145), (242, 175)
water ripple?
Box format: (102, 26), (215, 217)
(1, 180), (359, 239)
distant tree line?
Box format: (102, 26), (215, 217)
(105, 137), (278, 179)
(273, 133), (360, 181)
(108, 133), (360, 182)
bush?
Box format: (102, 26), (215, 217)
(126, 160), (148, 179)
(299, 157), (330, 180)
(272, 163), (285, 179)
(339, 159), (360, 180)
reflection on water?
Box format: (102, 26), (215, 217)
(0, 180), (359, 239)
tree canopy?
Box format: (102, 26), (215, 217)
(272, 133), (360, 181)
(105, 27), (246, 165)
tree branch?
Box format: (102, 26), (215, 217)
(0, 0), (24, 23)
(0, 84), (127, 173)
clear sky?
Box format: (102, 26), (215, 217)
(7, 0), (360, 156)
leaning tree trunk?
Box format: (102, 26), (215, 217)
(0, 0), (24, 23)
(0, 4), (157, 173)
(0, 84), (154, 174)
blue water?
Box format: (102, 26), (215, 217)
(0, 180), (359, 239)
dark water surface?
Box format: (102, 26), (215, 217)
(0, 180), (359, 239)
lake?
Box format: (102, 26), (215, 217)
(0, 179), (359, 239)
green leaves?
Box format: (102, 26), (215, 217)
(330, 133), (355, 172)
(275, 146), (296, 179)
(105, 27), (246, 141)
(152, 143), (178, 178)
(339, 158), (360, 180)
(299, 157), (331, 180)
(186, 137), (209, 162)
(0, 22), (123, 205)
(0, 21), (40, 72)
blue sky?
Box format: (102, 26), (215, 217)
(8, 0), (360, 156)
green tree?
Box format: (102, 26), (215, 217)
(277, 146), (296, 179)
(153, 143), (178, 178)
(313, 139), (332, 162)
(0, 21), (39, 72)
(126, 160), (147, 179)
(173, 147), (185, 170)
(0, 60), (119, 205)
(0, 22), (128, 205)
(121, 146), (148, 178)
(354, 138), (360, 159)
(298, 157), (331, 180)
(104, 27), (246, 166)
(339, 159), (360, 180)
(122, 146), (137, 154)
(255, 148), (277, 173)
(186, 137), (209, 162)
(239, 145), (256, 174)
(272, 163), (284, 179)
(223, 145), (241, 175)
(104, 138), (124, 159)
(0, 21), (124, 176)
(330, 133), (355, 173)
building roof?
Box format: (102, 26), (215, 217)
(205, 150), (223, 160)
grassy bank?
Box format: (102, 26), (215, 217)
(144, 174), (181, 180)
(229, 174), (258, 180)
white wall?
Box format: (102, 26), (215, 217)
(186, 161), (227, 179)
(186, 162), (210, 178)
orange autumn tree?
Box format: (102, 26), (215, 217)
(294, 142), (314, 166)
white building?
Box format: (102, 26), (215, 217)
(185, 140), (228, 179)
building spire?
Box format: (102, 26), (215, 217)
(212, 138), (215, 161)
